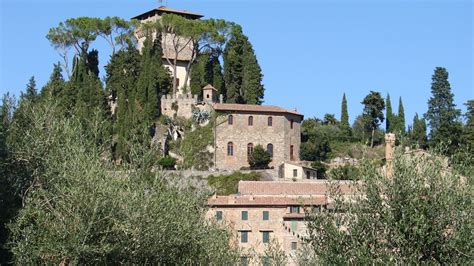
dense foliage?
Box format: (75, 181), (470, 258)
(5, 101), (238, 264)
(248, 144), (272, 169)
(208, 171), (262, 195)
(305, 152), (473, 264)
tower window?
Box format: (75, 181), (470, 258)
(248, 116), (253, 126)
(268, 116), (272, 126)
(247, 143), (254, 159)
(228, 115), (233, 125)
(293, 169), (298, 177)
(290, 145), (294, 160)
(206, 94), (210, 99)
(290, 119), (294, 129)
(227, 142), (234, 156)
(267, 144), (273, 158)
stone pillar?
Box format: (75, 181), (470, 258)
(385, 133), (396, 177)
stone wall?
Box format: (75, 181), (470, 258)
(215, 112), (302, 170)
(161, 93), (198, 119)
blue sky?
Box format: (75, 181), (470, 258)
(1, 0), (472, 126)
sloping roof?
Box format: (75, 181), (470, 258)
(238, 181), (354, 196)
(213, 103), (303, 118)
(207, 195), (326, 207)
(203, 84), (217, 91)
(132, 6), (204, 20)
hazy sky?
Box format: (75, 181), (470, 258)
(1, 0), (472, 125)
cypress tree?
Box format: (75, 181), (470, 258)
(223, 25), (264, 104)
(23, 76), (37, 102)
(190, 52), (224, 100)
(340, 93), (351, 136)
(409, 113), (427, 149)
(397, 96), (405, 134)
(425, 67), (462, 153)
(105, 46), (141, 161)
(386, 94), (393, 132)
(136, 35), (171, 124)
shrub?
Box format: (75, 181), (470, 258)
(248, 145), (271, 169)
(208, 172), (261, 195)
(158, 156), (176, 170)
(329, 164), (360, 180)
(311, 161), (328, 179)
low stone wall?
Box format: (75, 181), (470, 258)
(160, 168), (278, 180)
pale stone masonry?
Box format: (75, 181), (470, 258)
(207, 181), (354, 264)
(214, 104), (303, 170)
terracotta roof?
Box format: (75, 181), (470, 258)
(238, 181), (354, 195)
(202, 84), (217, 91)
(207, 195), (326, 207)
(213, 103), (303, 117)
(132, 6), (204, 20)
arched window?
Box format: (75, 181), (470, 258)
(268, 116), (273, 126)
(228, 115), (233, 125)
(227, 142), (234, 156)
(247, 143), (254, 158)
(248, 116), (253, 126)
(267, 143), (273, 158)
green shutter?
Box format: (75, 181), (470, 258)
(241, 231), (248, 243)
(242, 211), (248, 220)
(215, 211), (222, 220)
(263, 211), (269, 220)
(262, 231), (270, 243)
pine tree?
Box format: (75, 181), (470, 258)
(362, 91), (385, 147)
(386, 94), (393, 132)
(425, 67), (462, 153)
(339, 93), (351, 136)
(223, 25), (264, 104)
(397, 96), (405, 134)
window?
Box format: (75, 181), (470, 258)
(241, 231), (248, 243)
(176, 78), (180, 87)
(227, 142), (234, 156)
(306, 171), (310, 179)
(247, 143), (254, 159)
(262, 231), (270, 243)
(228, 115), (233, 125)
(206, 93), (210, 99)
(291, 242), (297, 250)
(263, 211), (269, 220)
(268, 116), (273, 126)
(290, 206), (300, 213)
(267, 144), (273, 158)
(241, 211), (248, 220)
(216, 211), (223, 220)
(290, 119), (294, 129)
(293, 169), (298, 177)
(290, 145), (294, 160)
(248, 116), (253, 126)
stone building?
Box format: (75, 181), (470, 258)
(278, 162), (319, 180)
(132, 6), (203, 92)
(214, 103), (303, 170)
(207, 180), (353, 264)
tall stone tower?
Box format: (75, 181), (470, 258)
(132, 6), (203, 93)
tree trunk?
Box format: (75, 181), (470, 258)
(371, 128), (375, 148)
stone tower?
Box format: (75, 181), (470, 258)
(385, 133), (396, 177)
(132, 6), (203, 93)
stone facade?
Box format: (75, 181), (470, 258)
(160, 93), (199, 119)
(207, 180), (354, 265)
(278, 162), (319, 180)
(214, 104), (303, 170)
